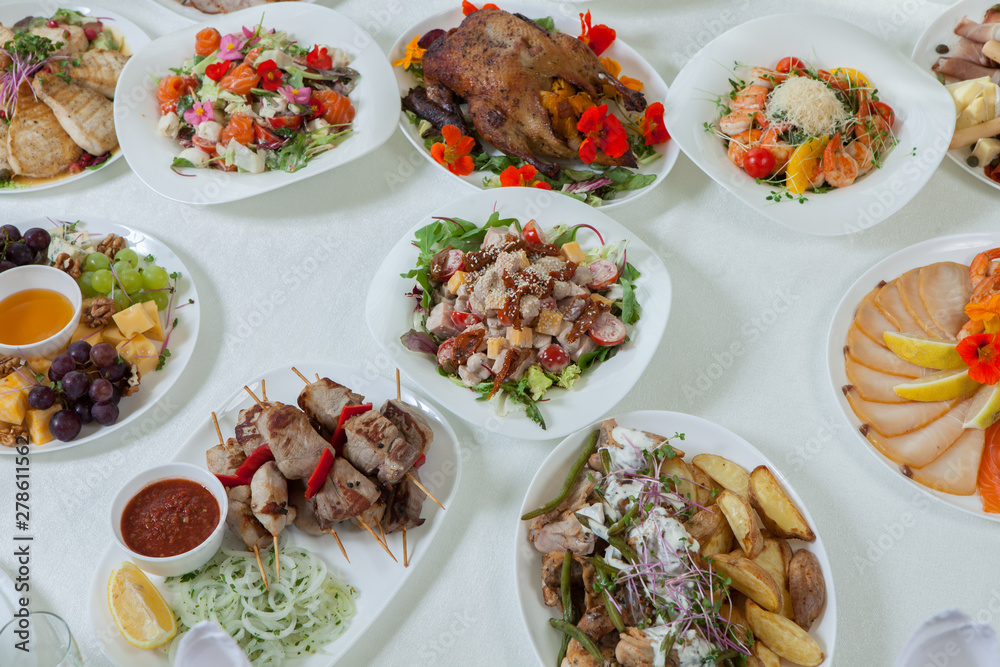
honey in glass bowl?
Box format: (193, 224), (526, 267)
(0, 289), (75, 345)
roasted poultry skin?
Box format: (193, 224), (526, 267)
(419, 8), (646, 178)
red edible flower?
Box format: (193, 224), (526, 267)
(306, 44), (333, 70)
(499, 164), (551, 190)
(578, 11), (615, 56)
(576, 104), (629, 164)
(640, 101), (669, 146)
(256, 59), (283, 91)
(958, 333), (1000, 385)
(430, 124), (476, 176)
(306, 95), (325, 119)
(462, 1), (499, 15)
(204, 61), (230, 83)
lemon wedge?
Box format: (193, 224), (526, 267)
(785, 137), (829, 195)
(893, 368), (980, 401)
(882, 331), (967, 370)
(830, 67), (871, 89)
(107, 562), (176, 649)
(964, 383), (1000, 429)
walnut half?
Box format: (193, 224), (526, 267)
(83, 297), (116, 328)
(0, 355), (19, 379)
(53, 252), (82, 279)
(96, 234), (126, 259)
(0, 424), (28, 447)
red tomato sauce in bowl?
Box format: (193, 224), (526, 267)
(120, 478), (220, 558)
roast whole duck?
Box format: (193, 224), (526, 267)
(405, 7), (647, 178)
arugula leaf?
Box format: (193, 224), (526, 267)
(533, 16), (557, 32)
(171, 157), (195, 169)
(617, 262), (642, 326)
(577, 343), (623, 371)
(470, 379), (546, 429)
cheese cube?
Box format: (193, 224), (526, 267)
(560, 241), (585, 264)
(947, 76), (991, 113)
(515, 250), (530, 270)
(102, 323), (128, 348)
(25, 406), (60, 446)
(46, 227), (93, 264)
(116, 334), (160, 377)
(113, 303), (156, 339)
(141, 300), (166, 341)
(957, 97), (988, 130)
(535, 309), (563, 336)
(507, 326), (533, 348)
(71, 322), (104, 346)
(446, 271), (468, 295)
(487, 337), (505, 359)
(0, 371), (31, 392)
(591, 293), (613, 307)
(0, 383), (28, 425)
(25, 358), (51, 375)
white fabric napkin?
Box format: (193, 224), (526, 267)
(895, 609), (1000, 667)
(173, 621), (251, 667)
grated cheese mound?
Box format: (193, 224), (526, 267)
(764, 77), (852, 136)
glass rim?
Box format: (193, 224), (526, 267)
(0, 610), (74, 663)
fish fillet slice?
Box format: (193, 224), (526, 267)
(846, 324), (926, 378)
(875, 280), (927, 336)
(845, 355), (909, 404)
(898, 268), (950, 339)
(919, 262), (973, 337)
(63, 49), (129, 99)
(845, 386), (958, 437)
(854, 285), (898, 343)
(7, 83), (82, 178)
(32, 73), (117, 155)
(908, 427), (985, 495)
(864, 397), (972, 467)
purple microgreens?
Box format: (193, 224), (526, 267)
(573, 223), (605, 245)
(107, 263), (134, 306)
(431, 216), (469, 234)
(0, 33), (70, 116)
(158, 274), (180, 356)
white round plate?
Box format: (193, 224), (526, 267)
(515, 410), (837, 666)
(148, 0), (314, 23)
(113, 3), (397, 205)
(389, 4), (679, 210)
(0, 217), (200, 455)
(0, 4), (150, 194)
(88, 362), (461, 665)
(912, 0), (1000, 192)
(827, 232), (1000, 520)
(365, 187), (672, 442)
(664, 13), (955, 236)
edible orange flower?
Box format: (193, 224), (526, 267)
(640, 102), (669, 146)
(576, 104), (629, 164)
(499, 164), (551, 190)
(967, 294), (1000, 334)
(578, 11), (615, 56)
(430, 124), (476, 176)
(958, 333), (1000, 385)
(462, 1), (499, 16)
(598, 57), (643, 91)
(393, 35), (426, 69)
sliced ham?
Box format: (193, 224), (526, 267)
(919, 262), (972, 337)
(845, 324), (926, 378)
(954, 16), (1000, 43)
(863, 398), (972, 467)
(874, 280), (925, 335)
(898, 268), (950, 339)
(854, 286), (899, 342)
(907, 427), (985, 496)
(845, 386), (958, 437)
(947, 36), (997, 67)
(933, 57), (1000, 82)
(845, 356), (909, 404)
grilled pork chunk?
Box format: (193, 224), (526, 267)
(226, 486), (271, 551)
(342, 410), (421, 485)
(297, 377), (364, 433)
(288, 481), (326, 537)
(235, 402), (277, 456)
(205, 438), (245, 477)
(311, 457), (381, 527)
(380, 399), (434, 454)
(384, 470), (426, 533)
(250, 461), (296, 536)
(256, 404), (333, 480)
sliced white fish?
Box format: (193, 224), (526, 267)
(863, 397), (971, 467)
(846, 324), (926, 378)
(907, 427), (985, 496)
(898, 268), (950, 339)
(875, 280), (927, 336)
(32, 73), (117, 156)
(919, 262), (972, 338)
(845, 355), (909, 404)
(854, 285), (898, 342)
(845, 387), (958, 437)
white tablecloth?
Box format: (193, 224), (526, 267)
(0, 0), (993, 665)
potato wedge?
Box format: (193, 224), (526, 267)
(789, 550), (826, 631)
(753, 642), (781, 667)
(685, 507), (735, 558)
(660, 457), (698, 504)
(690, 463), (716, 507)
(693, 454), (750, 498)
(717, 490), (764, 558)
(752, 538), (788, 592)
(711, 553), (781, 612)
(719, 601), (748, 632)
(746, 600), (824, 666)
(749, 466), (815, 542)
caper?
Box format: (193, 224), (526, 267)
(935, 44), (949, 54)
(968, 155), (980, 167)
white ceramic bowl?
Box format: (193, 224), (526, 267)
(109, 463), (228, 577)
(0, 266), (83, 359)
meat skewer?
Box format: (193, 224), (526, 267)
(396, 370), (408, 568)
(250, 461), (295, 583)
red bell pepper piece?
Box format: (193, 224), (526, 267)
(413, 453), (427, 468)
(215, 473), (250, 488)
(329, 403), (373, 455)
(304, 448), (335, 499)
(235, 444), (274, 479)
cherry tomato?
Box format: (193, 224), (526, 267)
(522, 220), (546, 245)
(538, 344), (570, 373)
(269, 115), (303, 131)
(438, 248), (465, 281)
(588, 312), (627, 346)
(191, 135), (217, 153)
(776, 57), (805, 73)
(743, 146), (775, 179)
(253, 123), (282, 145)
(872, 101), (895, 127)
(497, 308), (513, 327)
(586, 259), (619, 291)
(451, 312), (481, 330)
(436, 338), (457, 374)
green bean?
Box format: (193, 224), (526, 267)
(607, 503), (639, 536)
(555, 551), (574, 667)
(601, 589), (625, 633)
(608, 535), (637, 563)
(600, 448), (612, 475)
(549, 619), (603, 664)
(521, 431), (599, 520)
(586, 554), (619, 579)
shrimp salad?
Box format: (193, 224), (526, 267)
(709, 57), (897, 199)
(400, 214), (641, 429)
(156, 21), (358, 174)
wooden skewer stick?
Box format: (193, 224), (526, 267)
(291, 367), (309, 384)
(273, 535), (280, 583)
(315, 373), (321, 382)
(261, 379), (268, 402)
(211, 412), (224, 446)
(402, 527), (408, 568)
(377, 520), (388, 549)
(358, 519), (397, 562)
(244, 385), (264, 408)
(396, 369), (401, 401)
(253, 545), (270, 591)
(329, 528), (350, 563)
(406, 472), (445, 511)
